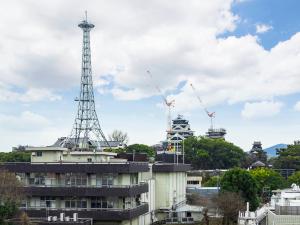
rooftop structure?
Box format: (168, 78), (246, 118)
(205, 128), (226, 139)
(238, 184), (300, 225)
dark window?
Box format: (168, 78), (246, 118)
(36, 152), (43, 157)
(87, 158), (92, 162)
(91, 197), (111, 208)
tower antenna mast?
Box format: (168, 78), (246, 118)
(64, 13), (110, 150)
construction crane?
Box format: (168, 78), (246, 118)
(147, 70), (175, 151)
(190, 83), (215, 130)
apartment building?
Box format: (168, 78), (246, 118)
(1, 146), (198, 225)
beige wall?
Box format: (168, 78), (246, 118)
(153, 172), (187, 210)
(31, 151), (62, 163)
(29, 147), (117, 163)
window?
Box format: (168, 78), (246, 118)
(91, 197), (113, 208)
(187, 180), (199, 185)
(65, 198), (87, 209)
(65, 173), (87, 186)
(29, 173), (46, 185)
(96, 174), (114, 186)
(40, 196), (56, 208)
(36, 152), (43, 157)
(87, 158), (92, 162)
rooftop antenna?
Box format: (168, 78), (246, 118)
(85, 10), (88, 21)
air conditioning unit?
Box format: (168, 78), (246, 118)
(73, 213), (78, 222)
(60, 213), (65, 221)
(32, 152), (36, 156)
(47, 216), (52, 222)
(52, 216), (57, 222)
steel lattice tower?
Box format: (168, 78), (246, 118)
(67, 14), (110, 150)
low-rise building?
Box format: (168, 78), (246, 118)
(238, 184), (300, 225)
(1, 146), (200, 225)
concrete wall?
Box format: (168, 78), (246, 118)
(267, 210), (300, 225)
(31, 151), (62, 163)
(153, 171), (186, 209)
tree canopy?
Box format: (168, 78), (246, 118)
(184, 136), (246, 169)
(273, 144), (300, 170)
(202, 176), (221, 187)
(0, 152), (30, 162)
(287, 171), (300, 186)
(104, 143), (155, 158)
(125, 144), (155, 158)
(0, 169), (24, 223)
(250, 168), (286, 202)
(220, 168), (259, 210)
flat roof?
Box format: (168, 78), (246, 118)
(26, 147), (67, 151)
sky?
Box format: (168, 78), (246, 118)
(1, 0), (300, 151)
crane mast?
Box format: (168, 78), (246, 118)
(147, 70), (174, 151)
(190, 83), (215, 130)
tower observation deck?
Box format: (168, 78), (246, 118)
(63, 14), (110, 150)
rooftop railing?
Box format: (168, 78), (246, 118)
(2, 161), (148, 165)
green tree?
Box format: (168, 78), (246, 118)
(250, 168), (286, 202)
(0, 169), (24, 223)
(273, 144), (300, 170)
(220, 168), (259, 210)
(103, 147), (125, 154)
(203, 176), (221, 187)
(184, 136), (246, 169)
(125, 144), (155, 158)
(287, 171), (300, 186)
(0, 152), (30, 162)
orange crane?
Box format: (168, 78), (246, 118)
(190, 83), (215, 129)
(147, 70), (175, 151)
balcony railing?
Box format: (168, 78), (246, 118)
(21, 182), (149, 197)
(1, 162), (150, 173)
(22, 178), (146, 188)
(21, 203), (149, 221)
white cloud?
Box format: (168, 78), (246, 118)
(294, 101), (300, 112)
(256, 23), (273, 33)
(0, 111), (50, 131)
(0, 111), (72, 150)
(241, 101), (283, 119)
(0, 0), (298, 113)
(0, 86), (61, 102)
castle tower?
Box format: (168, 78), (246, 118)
(167, 114), (194, 152)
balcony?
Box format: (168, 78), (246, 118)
(22, 182), (148, 197)
(1, 161), (149, 173)
(21, 203), (149, 221)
